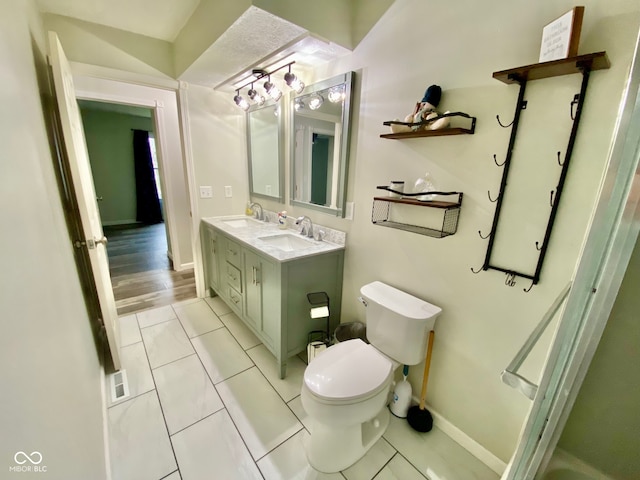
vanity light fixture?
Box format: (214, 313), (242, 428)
(308, 93), (324, 110)
(232, 61), (304, 109)
(294, 99), (305, 111)
(263, 76), (283, 101)
(247, 84), (266, 106)
(233, 90), (250, 111)
(284, 65), (305, 93)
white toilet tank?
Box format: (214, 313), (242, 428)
(360, 281), (441, 365)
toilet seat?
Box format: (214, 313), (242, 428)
(303, 339), (393, 404)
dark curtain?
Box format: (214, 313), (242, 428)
(133, 129), (163, 224)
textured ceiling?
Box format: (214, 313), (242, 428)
(178, 7), (352, 91)
(36, 0), (200, 41)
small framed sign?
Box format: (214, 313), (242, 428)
(539, 6), (584, 62)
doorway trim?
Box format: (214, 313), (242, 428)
(70, 64), (196, 275)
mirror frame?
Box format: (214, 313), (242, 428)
(247, 98), (285, 202)
(290, 71), (354, 217)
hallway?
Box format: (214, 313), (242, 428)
(104, 223), (196, 315)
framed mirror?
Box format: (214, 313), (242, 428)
(291, 72), (354, 216)
(247, 100), (284, 201)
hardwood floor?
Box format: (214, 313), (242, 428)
(104, 223), (196, 315)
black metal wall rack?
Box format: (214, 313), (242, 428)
(473, 52), (610, 291)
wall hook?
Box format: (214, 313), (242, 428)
(496, 114), (514, 128)
(535, 241), (542, 251)
(523, 280), (535, 293)
(493, 154), (506, 167)
(570, 94), (580, 120)
(505, 273), (517, 287)
(488, 190), (499, 203)
(556, 151), (564, 167)
(470, 266), (483, 274)
(478, 229), (492, 240)
(496, 100), (527, 128)
(550, 189), (556, 207)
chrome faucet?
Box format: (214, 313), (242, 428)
(295, 216), (314, 238)
(250, 202), (264, 221)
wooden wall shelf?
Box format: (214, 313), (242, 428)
(493, 51), (610, 84)
(380, 127), (473, 139)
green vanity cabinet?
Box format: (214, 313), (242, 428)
(202, 224), (221, 292)
(202, 221), (344, 378)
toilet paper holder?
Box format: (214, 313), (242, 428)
(307, 292), (331, 362)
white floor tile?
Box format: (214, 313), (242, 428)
(342, 438), (395, 480)
(137, 305), (177, 328)
(118, 314), (142, 346)
(217, 367), (303, 460)
(288, 396), (313, 432)
(141, 319), (194, 369)
(162, 472), (181, 480)
(204, 295), (232, 316)
(174, 299), (224, 338)
(219, 311), (262, 350)
(171, 409), (262, 480)
(108, 391), (176, 480)
(247, 344), (306, 402)
(191, 328), (253, 383)
(108, 342), (154, 407)
(373, 454), (427, 480)
(257, 430), (343, 480)
(153, 354), (224, 434)
(383, 416), (499, 480)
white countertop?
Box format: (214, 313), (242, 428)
(202, 215), (345, 263)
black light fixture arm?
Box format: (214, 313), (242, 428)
(236, 61), (296, 92)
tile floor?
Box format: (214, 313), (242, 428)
(108, 297), (499, 480)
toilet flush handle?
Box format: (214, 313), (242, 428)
(357, 296), (368, 307)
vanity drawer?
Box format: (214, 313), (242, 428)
(225, 239), (242, 268)
(227, 285), (243, 314)
(225, 261), (242, 292)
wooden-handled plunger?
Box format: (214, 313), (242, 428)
(407, 330), (435, 432)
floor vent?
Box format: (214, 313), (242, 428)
(109, 369), (130, 403)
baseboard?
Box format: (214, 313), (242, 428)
(412, 395), (507, 476)
(175, 261), (194, 272)
(101, 219), (139, 226)
(100, 359), (112, 480)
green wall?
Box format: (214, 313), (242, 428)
(80, 105), (154, 225)
(558, 234), (640, 478)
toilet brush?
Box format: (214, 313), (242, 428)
(407, 330), (435, 432)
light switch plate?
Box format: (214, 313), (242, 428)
(345, 202), (354, 220)
(199, 186), (213, 198)
(224, 186), (233, 198)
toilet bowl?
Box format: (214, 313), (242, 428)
(301, 339), (395, 472)
(301, 281), (442, 473)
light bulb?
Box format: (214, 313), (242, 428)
(248, 88), (265, 106)
(294, 99), (305, 111)
(328, 85), (345, 103)
(284, 72), (305, 94)
(263, 80), (282, 101)
(308, 93), (324, 110)
(233, 94), (250, 111)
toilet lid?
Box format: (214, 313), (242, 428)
(304, 339), (393, 401)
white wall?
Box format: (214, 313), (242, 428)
(243, 0), (640, 464)
(185, 83), (249, 219)
(0, 1), (108, 478)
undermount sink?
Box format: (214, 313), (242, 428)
(258, 233), (315, 252)
(223, 218), (261, 228)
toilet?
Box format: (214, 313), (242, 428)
(301, 281), (442, 473)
